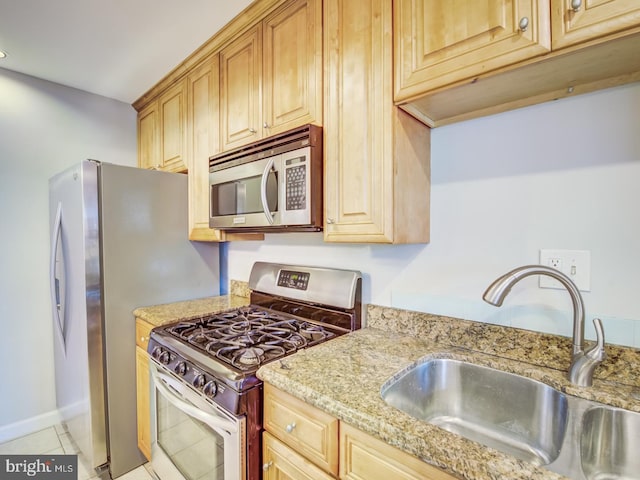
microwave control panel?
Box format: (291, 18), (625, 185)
(285, 156), (307, 210)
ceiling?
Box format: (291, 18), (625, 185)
(0, 0), (253, 104)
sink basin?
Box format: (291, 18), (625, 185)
(581, 405), (640, 479)
(381, 358), (569, 465)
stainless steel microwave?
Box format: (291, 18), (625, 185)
(209, 124), (323, 232)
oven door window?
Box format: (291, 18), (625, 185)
(151, 366), (245, 480)
(157, 393), (226, 480)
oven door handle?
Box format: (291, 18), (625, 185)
(152, 369), (239, 434)
(260, 157), (275, 225)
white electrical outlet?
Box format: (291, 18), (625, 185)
(539, 249), (591, 291)
(548, 257), (562, 270)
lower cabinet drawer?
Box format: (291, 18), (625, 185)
(262, 432), (335, 480)
(263, 383), (339, 475)
(340, 422), (458, 480)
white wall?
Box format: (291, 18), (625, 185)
(0, 68), (137, 439)
(3, 67), (636, 442)
(228, 82), (640, 349)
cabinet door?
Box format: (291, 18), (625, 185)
(135, 345), (151, 461)
(220, 25), (263, 151)
(394, 0), (551, 101)
(263, 432), (336, 480)
(159, 80), (187, 173)
(324, 0), (430, 243)
(551, 0), (640, 49)
(340, 423), (457, 480)
(135, 318), (153, 350)
(186, 55), (225, 241)
(263, 384), (339, 476)
(263, 0), (322, 135)
(135, 319), (153, 460)
(137, 102), (159, 170)
(324, 0), (393, 242)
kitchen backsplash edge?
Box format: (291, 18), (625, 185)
(230, 279), (250, 298)
(367, 304), (640, 389)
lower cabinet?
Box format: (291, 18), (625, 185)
(263, 383), (339, 476)
(263, 432), (335, 480)
(263, 383), (458, 480)
(135, 318), (153, 461)
(340, 423), (457, 480)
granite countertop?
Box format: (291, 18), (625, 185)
(133, 280), (251, 327)
(133, 295), (249, 326)
(257, 305), (640, 480)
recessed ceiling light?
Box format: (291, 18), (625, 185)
(0, 51), (7, 59)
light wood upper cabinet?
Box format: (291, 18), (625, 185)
(393, 0), (640, 127)
(323, 0), (431, 244)
(220, 0), (322, 151)
(186, 54), (224, 241)
(137, 80), (188, 173)
(394, 0), (552, 103)
(263, 0), (322, 135)
(551, 0), (640, 48)
(220, 25), (263, 151)
(137, 103), (159, 171)
(159, 81), (188, 173)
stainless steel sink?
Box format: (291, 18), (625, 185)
(580, 405), (640, 479)
(381, 358), (569, 465)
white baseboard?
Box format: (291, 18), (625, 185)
(0, 409), (62, 444)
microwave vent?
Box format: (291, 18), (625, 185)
(210, 124), (321, 172)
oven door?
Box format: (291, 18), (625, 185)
(149, 362), (246, 480)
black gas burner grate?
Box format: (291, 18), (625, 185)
(164, 306), (336, 371)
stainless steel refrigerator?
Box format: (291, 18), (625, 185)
(49, 160), (220, 478)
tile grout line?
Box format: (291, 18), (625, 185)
(1, 424), (153, 480)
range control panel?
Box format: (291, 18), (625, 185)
(277, 270), (310, 290)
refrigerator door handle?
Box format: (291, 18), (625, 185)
(50, 202), (67, 355)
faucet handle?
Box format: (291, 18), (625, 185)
(586, 318), (606, 361)
(569, 318), (606, 386)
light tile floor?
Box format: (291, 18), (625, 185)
(0, 425), (155, 480)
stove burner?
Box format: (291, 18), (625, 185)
(216, 344), (289, 369)
(164, 307), (337, 371)
(238, 347), (264, 365)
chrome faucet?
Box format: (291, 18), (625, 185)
(482, 265), (606, 387)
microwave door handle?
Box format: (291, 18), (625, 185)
(260, 158), (275, 225)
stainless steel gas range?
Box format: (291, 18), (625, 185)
(147, 262), (362, 480)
